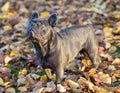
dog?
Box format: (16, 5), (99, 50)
(26, 12), (100, 84)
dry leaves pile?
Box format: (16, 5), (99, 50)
(0, 0), (120, 93)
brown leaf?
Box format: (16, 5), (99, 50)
(5, 87), (16, 93)
(9, 50), (20, 57)
(93, 72), (111, 84)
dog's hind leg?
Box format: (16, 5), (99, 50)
(85, 44), (100, 69)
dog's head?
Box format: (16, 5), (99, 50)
(26, 12), (57, 43)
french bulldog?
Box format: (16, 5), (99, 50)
(26, 12), (100, 84)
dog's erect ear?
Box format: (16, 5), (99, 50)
(31, 12), (39, 19)
(30, 12), (40, 23)
(48, 14), (57, 28)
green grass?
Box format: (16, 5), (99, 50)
(111, 47), (120, 57)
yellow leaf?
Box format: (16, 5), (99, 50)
(18, 86), (27, 92)
(1, 1), (10, 12)
(104, 26), (113, 37)
(21, 68), (27, 75)
(88, 68), (96, 75)
(66, 80), (80, 89)
(113, 70), (120, 78)
(52, 74), (56, 81)
(20, 7), (29, 14)
(94, 86), (109, 93)
(10, 50), (19, 57)
(113, 58), (120, 64)
(18, 69), (27, 77)
(82, 59), (92, 67)
(4, 56), (13, 64)
(3, 25), (12, 31)
(0, 12), (17, 20)
(108, 46), (117, 53)
(97, 72), (111, 84)
(5, 82), (11, 88)
(40, 75), (47, 81)
(0, 77), (4, 86)
(40, 11), (50, 18)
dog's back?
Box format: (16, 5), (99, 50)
(55, 24), (97, 64)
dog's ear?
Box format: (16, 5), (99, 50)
(48, 14), (57, 28)
(31, 12), (39, 19)
(30, 12), (39, 23)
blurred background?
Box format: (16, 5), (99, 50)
(0, 0), (120, 93)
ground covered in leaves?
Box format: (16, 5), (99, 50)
(0, 0), (120, 93)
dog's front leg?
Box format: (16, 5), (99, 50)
(55, 64), (64, 85)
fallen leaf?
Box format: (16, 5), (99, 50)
(104, 26), (113, 37)
(18, 86), (27, 92)
(40, 11), (50, 18)
(30, 73), (40, 80)
(105, 42), (111, 49)
(4, 56), (13, 64)
(108, 65), (116, 71)
(93, 72), (111, 84)
(26, 74), (35, 88)
(0, 87), (5, 93)
(46, 81), (56, 92)
(17, 76), (26, 87)
(40, 75), (47, 82)
(43, 87), (54, 93)
(1, 67), (11, 74)
(2, 36), (11, 44)
(18, 68), (27, 77)
(66, 79), (80, 89)
(0, 77), (4, 86)
(82, 59), (92, 67)
(34, 88), (44, 93)
(57, 84), (66, 93)
(4, 82), (11, 88)
(99, 46), (105, 53)
(114, 86), (120, 93)
(5, 88), (15, 93)
(112, 70), (120, 78)
(88, 68), (97, 75)
(94, 86), (109, 93)
(108, 46), (117, 53)
(112, 58), (120, 64)
(52, 74), (56, 81)
(1, 1), (10, 12)
(78, 77), (95, 92)
(107, 56), (114, 62)
(3, 25), (12, 32)
(19, 6), (29, 14)
(9, 50), (20, 57)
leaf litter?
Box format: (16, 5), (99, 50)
(0, 0), (120, 93)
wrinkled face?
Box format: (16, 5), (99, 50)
(26, 12), (57, 42)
